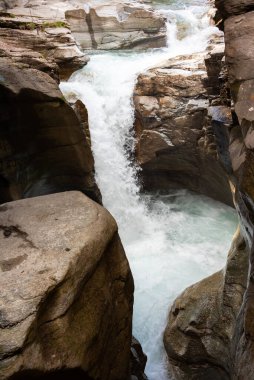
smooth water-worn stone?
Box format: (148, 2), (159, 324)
(164, 228), (249, 380)
(0, 191), (134, 380)
(0, 61), (101, 204)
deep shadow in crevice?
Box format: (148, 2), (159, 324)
(9, 369), (94, 380)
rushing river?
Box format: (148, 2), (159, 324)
(61, 1), (238, 379)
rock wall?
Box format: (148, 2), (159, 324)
(65, 1), (167, 50)
(164, 1), (254, 378)
(134, 47), (233, 205)
(0, 58), (101, 204)
(0, 7), (89, 81)
(0, 191), (134, 380)
(216, 2), (254, 378)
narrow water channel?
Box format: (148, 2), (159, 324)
(61, 1), (238, 378)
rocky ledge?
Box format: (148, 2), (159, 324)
(0, 10), (88, 81)
(0, 191), (134, 380)
(65, 1), (167, 50)
(134, 42), (233, 205)
(0, 56), (101, 204)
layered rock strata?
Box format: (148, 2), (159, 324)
(2, 0), (167, 51)
(65, 1), (167, 50)
(134, 47), (233, 205)
(0, 191), (134, 380)
(0, 11), (88, 81)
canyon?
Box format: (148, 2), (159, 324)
(1, 0), (254, 380)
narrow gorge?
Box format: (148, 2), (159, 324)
(0, 0), (254, 380)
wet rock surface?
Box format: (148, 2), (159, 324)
(164, 228), (249, 379)
(134, 48), (233, 205)
(164, 1), (254, 379)
(130, 336), (148, 380)
(0, 191), (134, 380)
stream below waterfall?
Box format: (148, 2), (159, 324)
(61, 1), (238, 378)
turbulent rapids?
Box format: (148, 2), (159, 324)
(61, 2), (238, 378)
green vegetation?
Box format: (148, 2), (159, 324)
(23, 22), (36, 30)
(0, 12), (16, 18)
(42, 21), (68, 29)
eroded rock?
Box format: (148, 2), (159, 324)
(65, 1), (167, 50)
(164, 228), (249, 380)
(0, 191), (134, 380)
(0, 12), (88, 81)
(0, 61), (101, 204)
(134, 50), (233, 205)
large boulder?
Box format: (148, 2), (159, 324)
(164, 228), (249, 380)
(65, 1), (167, 50)
(134, 50), (233, 205)
(0, 60), (101, 204)
(0, 191), (134, 380)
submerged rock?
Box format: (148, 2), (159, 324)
(164, 228), (249, 380)
(134, 49), (233, 205)
(0, 191), (134, 380)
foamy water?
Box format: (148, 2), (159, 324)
(61, 2), (237, 379)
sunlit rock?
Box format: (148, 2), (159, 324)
(0, 191), (134, 380)
(65, 1), (167, 50)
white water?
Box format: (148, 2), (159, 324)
(61, 3), (237, 379)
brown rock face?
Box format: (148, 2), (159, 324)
(0, 191), (134, 380)
(164, 228), (249, 380)
(215, 0), (254, 18)
(0, 12), (88, 81)
(164, 1), (254, 379)
(0, 61), (101, 204)
(134, 51), (233, 205)
(221, 7), (254, 380)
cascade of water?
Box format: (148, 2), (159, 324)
(60, 3), (237, 379)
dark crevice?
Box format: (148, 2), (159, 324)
(9, 369), (94, 380)
(85, 12), (97, 49)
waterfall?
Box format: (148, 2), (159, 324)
(60, 2), (237, 379)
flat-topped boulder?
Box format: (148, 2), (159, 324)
(0, 191), (134, 380)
